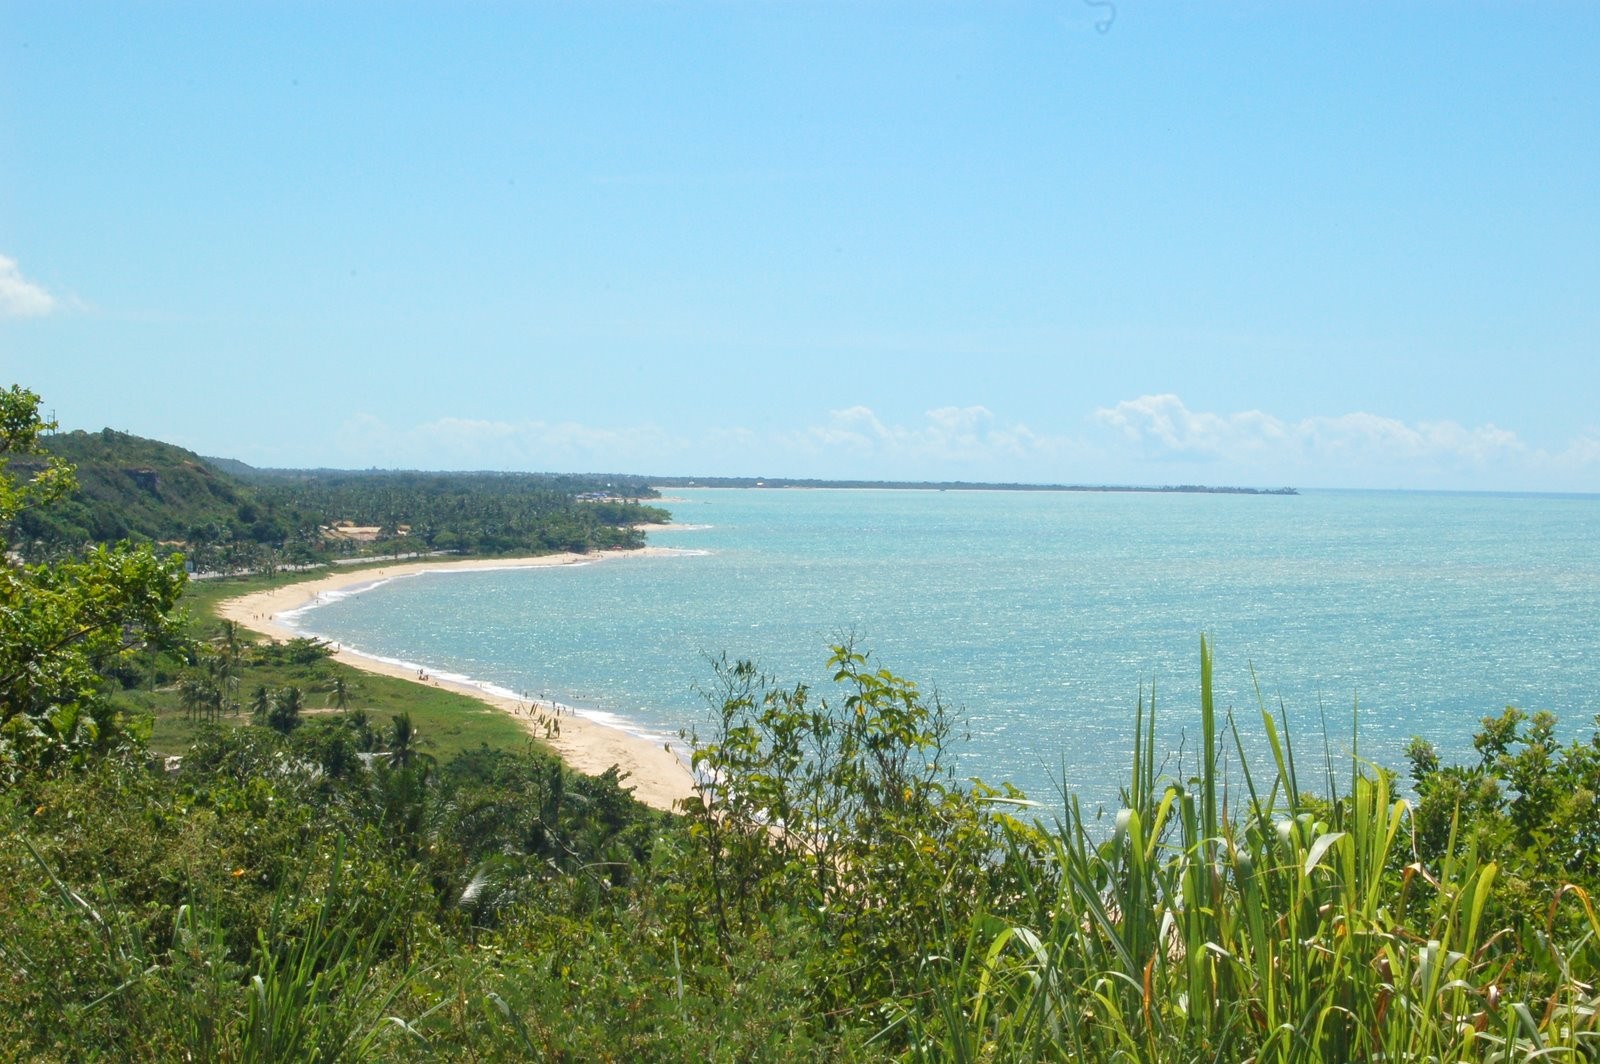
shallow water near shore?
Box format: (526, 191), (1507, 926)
(289, 487), (1600, 809)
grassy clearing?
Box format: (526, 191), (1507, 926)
(140, 666), (530, 763)
(138, 568), (534, 762)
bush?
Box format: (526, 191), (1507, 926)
(678, 643), (1038, 1026)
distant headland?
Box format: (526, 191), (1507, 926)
(650, 476), (1298, 495)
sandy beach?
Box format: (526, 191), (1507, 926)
(215, 548), (697, 812)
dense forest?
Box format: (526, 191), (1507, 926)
(5, 427), (668, 568)
(3, 385), (1598, 1060)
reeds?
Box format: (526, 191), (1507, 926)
(239, 836), (425, 1062)
(912, 637), (1600, 1062)
(7, 833), (425, 1062)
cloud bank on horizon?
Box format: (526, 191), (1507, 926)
(1091, 396), (1598, 490)
(317, 395), (1597, 493)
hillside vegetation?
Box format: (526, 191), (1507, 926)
(8, 428), (289, 555)
(3, 385), (1597, 1060)
(4, 425), (666, 568)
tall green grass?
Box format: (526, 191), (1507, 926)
(6, 833), (426, 1062)
(237, 837), (426, 1063)
(912, 637), (1600, 1062)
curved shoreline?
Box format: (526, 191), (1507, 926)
(214, 548), (698, 812)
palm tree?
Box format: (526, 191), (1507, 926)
(249, 683), (272, 723)
(348, 708), (377, 751)
(204, 651), (239, 718)
(213, 619), (244, 672)
(327, 673), (355, 713)
(385, 712), (436, 771)
(267, 685), (304, 733)
(387, 712), (419, 768)
(177, 673), (212, 722)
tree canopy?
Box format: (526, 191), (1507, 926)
(0, 385), (187, 777)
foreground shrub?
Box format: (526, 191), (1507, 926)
(675, 642), (1042, 1035)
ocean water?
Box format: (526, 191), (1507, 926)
(289, 488), (1599, 809)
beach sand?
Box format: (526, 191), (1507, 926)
(214, 549), (697, 813)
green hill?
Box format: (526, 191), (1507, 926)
(8, 428), (296, 556)
(5, 428), (663, 566)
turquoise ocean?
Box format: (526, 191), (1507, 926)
(286, 488), (1599, 808)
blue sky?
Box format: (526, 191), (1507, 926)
(3, 2), (1596, 490)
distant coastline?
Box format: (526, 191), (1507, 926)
(650, 477), (1298, 495)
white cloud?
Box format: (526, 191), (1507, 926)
(1551, 435), (1600, 470)
(322, 406), (1085, 480)
(300, 399), (1597, 492)
(0, 255), (58, 318)
(333, 413), (688, 471)
(787, 405), (1075, 472)
(1090, 394), (1595, 489)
